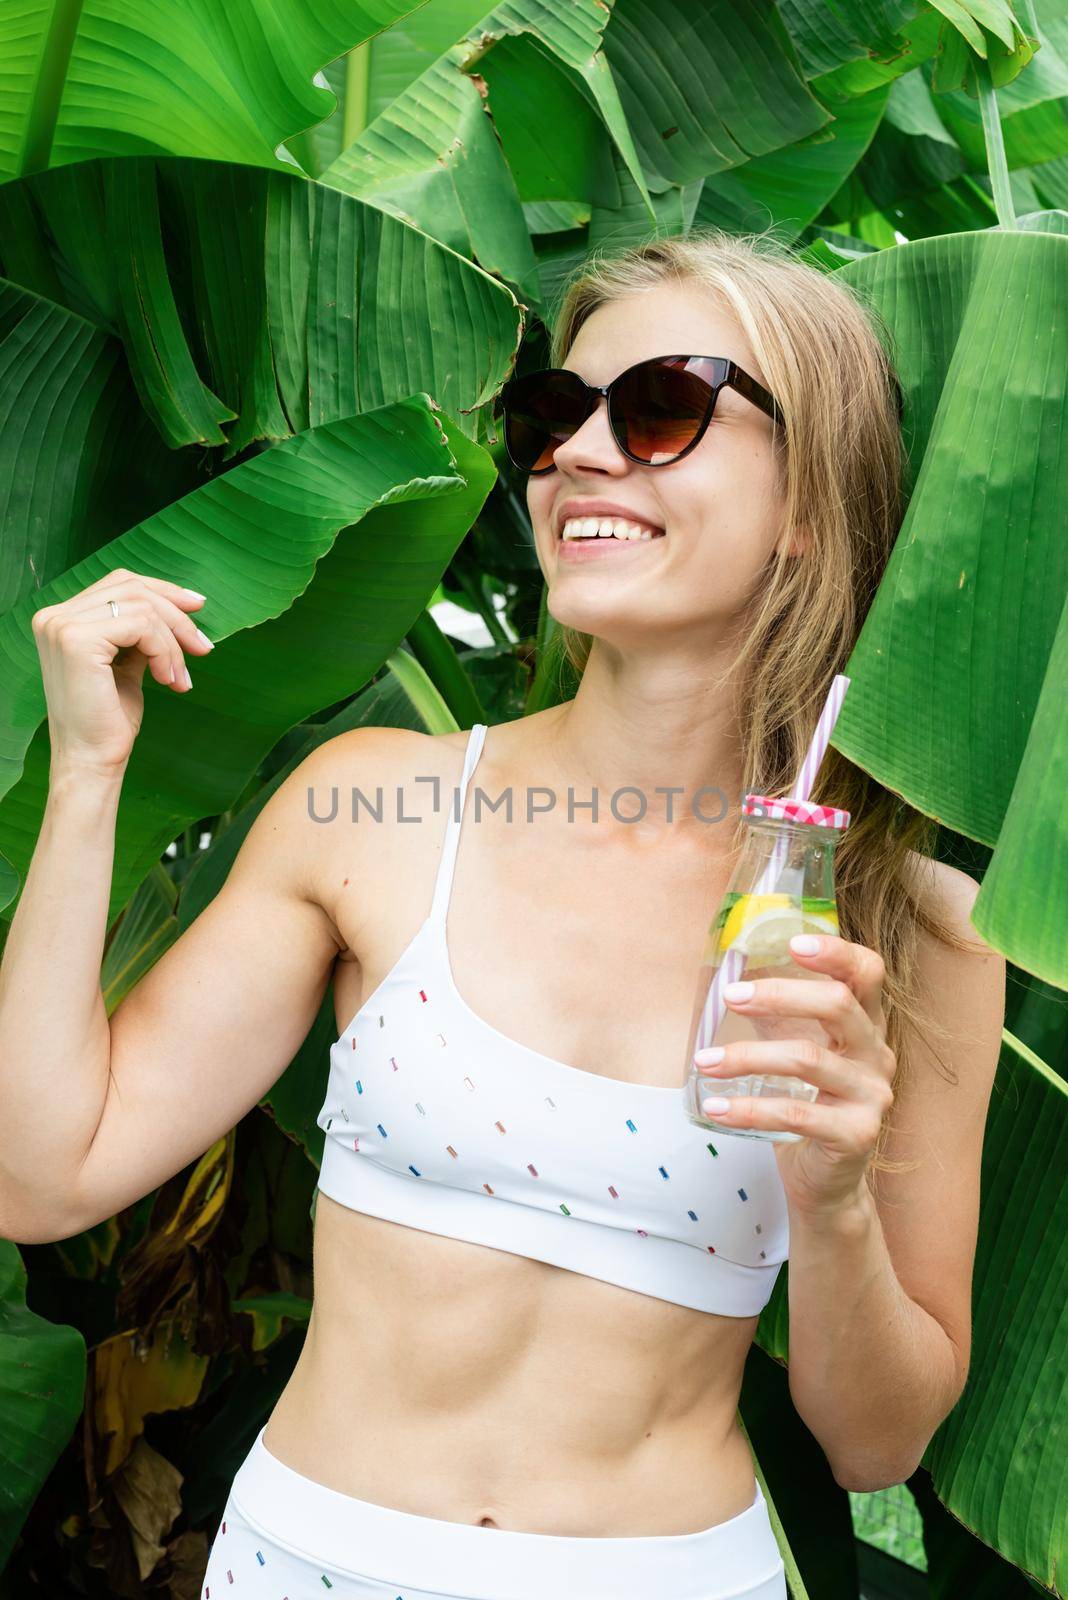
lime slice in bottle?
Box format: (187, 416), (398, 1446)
(718, 892), (838, 965)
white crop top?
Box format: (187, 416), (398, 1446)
(315, 723), (789, 1316)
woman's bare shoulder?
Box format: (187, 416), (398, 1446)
(895, 844), (1004, 1081)
(299, 714), (545, 863)
(899, 848), (983, 928)
(314, 721), (466, 761)
(293, 724), (477, 956)
(300, 722), (472, 793)
(289, 725), (450, 867)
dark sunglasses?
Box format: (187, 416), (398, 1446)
(497, 354), (783, 475)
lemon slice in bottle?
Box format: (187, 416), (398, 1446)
(721, 893), (839, 968)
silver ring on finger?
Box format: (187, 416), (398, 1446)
(107, 598), (120, 618)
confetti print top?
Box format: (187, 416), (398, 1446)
(315, 723), (789, 1317)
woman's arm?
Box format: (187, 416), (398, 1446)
(697, 864), (1004, 1484)
(0, 765), (125, 1241)
(0, 738), (350, 1245)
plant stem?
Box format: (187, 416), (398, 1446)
(20, 0), (83, 175)
(404, 610), (486, 726)
(974, 55), (1016, 230)
(343, 43), (371, 150)
(454, 566), (512, 646)
(735, 1411), (811, 1599)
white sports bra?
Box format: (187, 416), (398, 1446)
(315, 723), (789, 1316)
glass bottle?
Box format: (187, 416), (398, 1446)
(681, 793), (851, 1144)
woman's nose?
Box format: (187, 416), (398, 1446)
(551, 396), (629, 475)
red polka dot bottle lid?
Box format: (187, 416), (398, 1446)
(743, 793), (851, 830)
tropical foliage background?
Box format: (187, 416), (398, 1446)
(0, 0), (1065, 1595)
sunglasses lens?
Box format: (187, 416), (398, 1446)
(504, 372), (589, 473)
(612, 359), (714, 464)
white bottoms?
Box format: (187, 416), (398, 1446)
(201, 1425), (787, 1600)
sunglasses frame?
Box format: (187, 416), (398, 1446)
(498, 354), (783, 475)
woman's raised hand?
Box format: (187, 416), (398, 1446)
(30, 568), (214, 778)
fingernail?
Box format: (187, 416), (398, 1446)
(702, 1097), (732, 1116)
(169, 663), (176, 683)
(694, 1047), (725, 1065)
(183, 665), (193, 689)
(194, 628), (214, 651)
(790, 935), (821, 954)
(182, 588), (206, 602)
(723, 981), (754, 1002)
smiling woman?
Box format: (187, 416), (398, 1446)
(190, 228), (1003, 1599)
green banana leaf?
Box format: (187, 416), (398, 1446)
(755, 3), (1068, 243)
(101, 863), (180, 1014)
(0, 0), (422, 182)
(231, 1291), (312, 1352)
(361, 0), (498, 125)
(599, 0), (831, 189)
(4, 156), (522, 459)
(0, 277), (204, 613)
(588, 141), (704, 252)
(287, 0), (503, 176)
(929, 25), (1068, 168)
(284, 54), (354, 180)
(102, 161), (236, 448)
(921, 1033), (1067, 1592)
(694, 82), (891, 244)
(754, 1032), (1067, 1594)
(830, 227), (1068, 987)
(403, 610), (487, 727)
(320, 0), (654, 307)
(776, 0), (937, 81)
(911, 1467), (1050, 1599)
(852, 42), (1068, 231)
(852, 68), (971, 224)
(0, 395), (496, 925)
(321, 0), (838, 305)
(0, 1240), (86, 1571)
(927, 0), (1038, 91)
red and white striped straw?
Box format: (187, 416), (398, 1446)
(695, 674), (851, 1051)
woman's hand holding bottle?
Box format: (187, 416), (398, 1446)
(694, 931), (896, 1218)
(30, 567), (214, 779)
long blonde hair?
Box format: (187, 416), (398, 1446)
(540, 227), (984, 1174)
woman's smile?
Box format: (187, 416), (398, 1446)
(557, 530), (668, 560)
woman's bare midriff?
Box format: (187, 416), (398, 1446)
(266, 1199), (761, 1535)
(263, 719), (765, 1536)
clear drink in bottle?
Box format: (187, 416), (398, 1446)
(681, 794), (850, 1143)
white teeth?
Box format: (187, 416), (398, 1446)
(561, 515), (663, 541)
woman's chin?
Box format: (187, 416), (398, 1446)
(547, 598), (664, 642)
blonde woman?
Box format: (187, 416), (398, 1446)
(0, 229), (1005, 1600)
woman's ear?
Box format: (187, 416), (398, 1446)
(783, 525), (809, 557)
